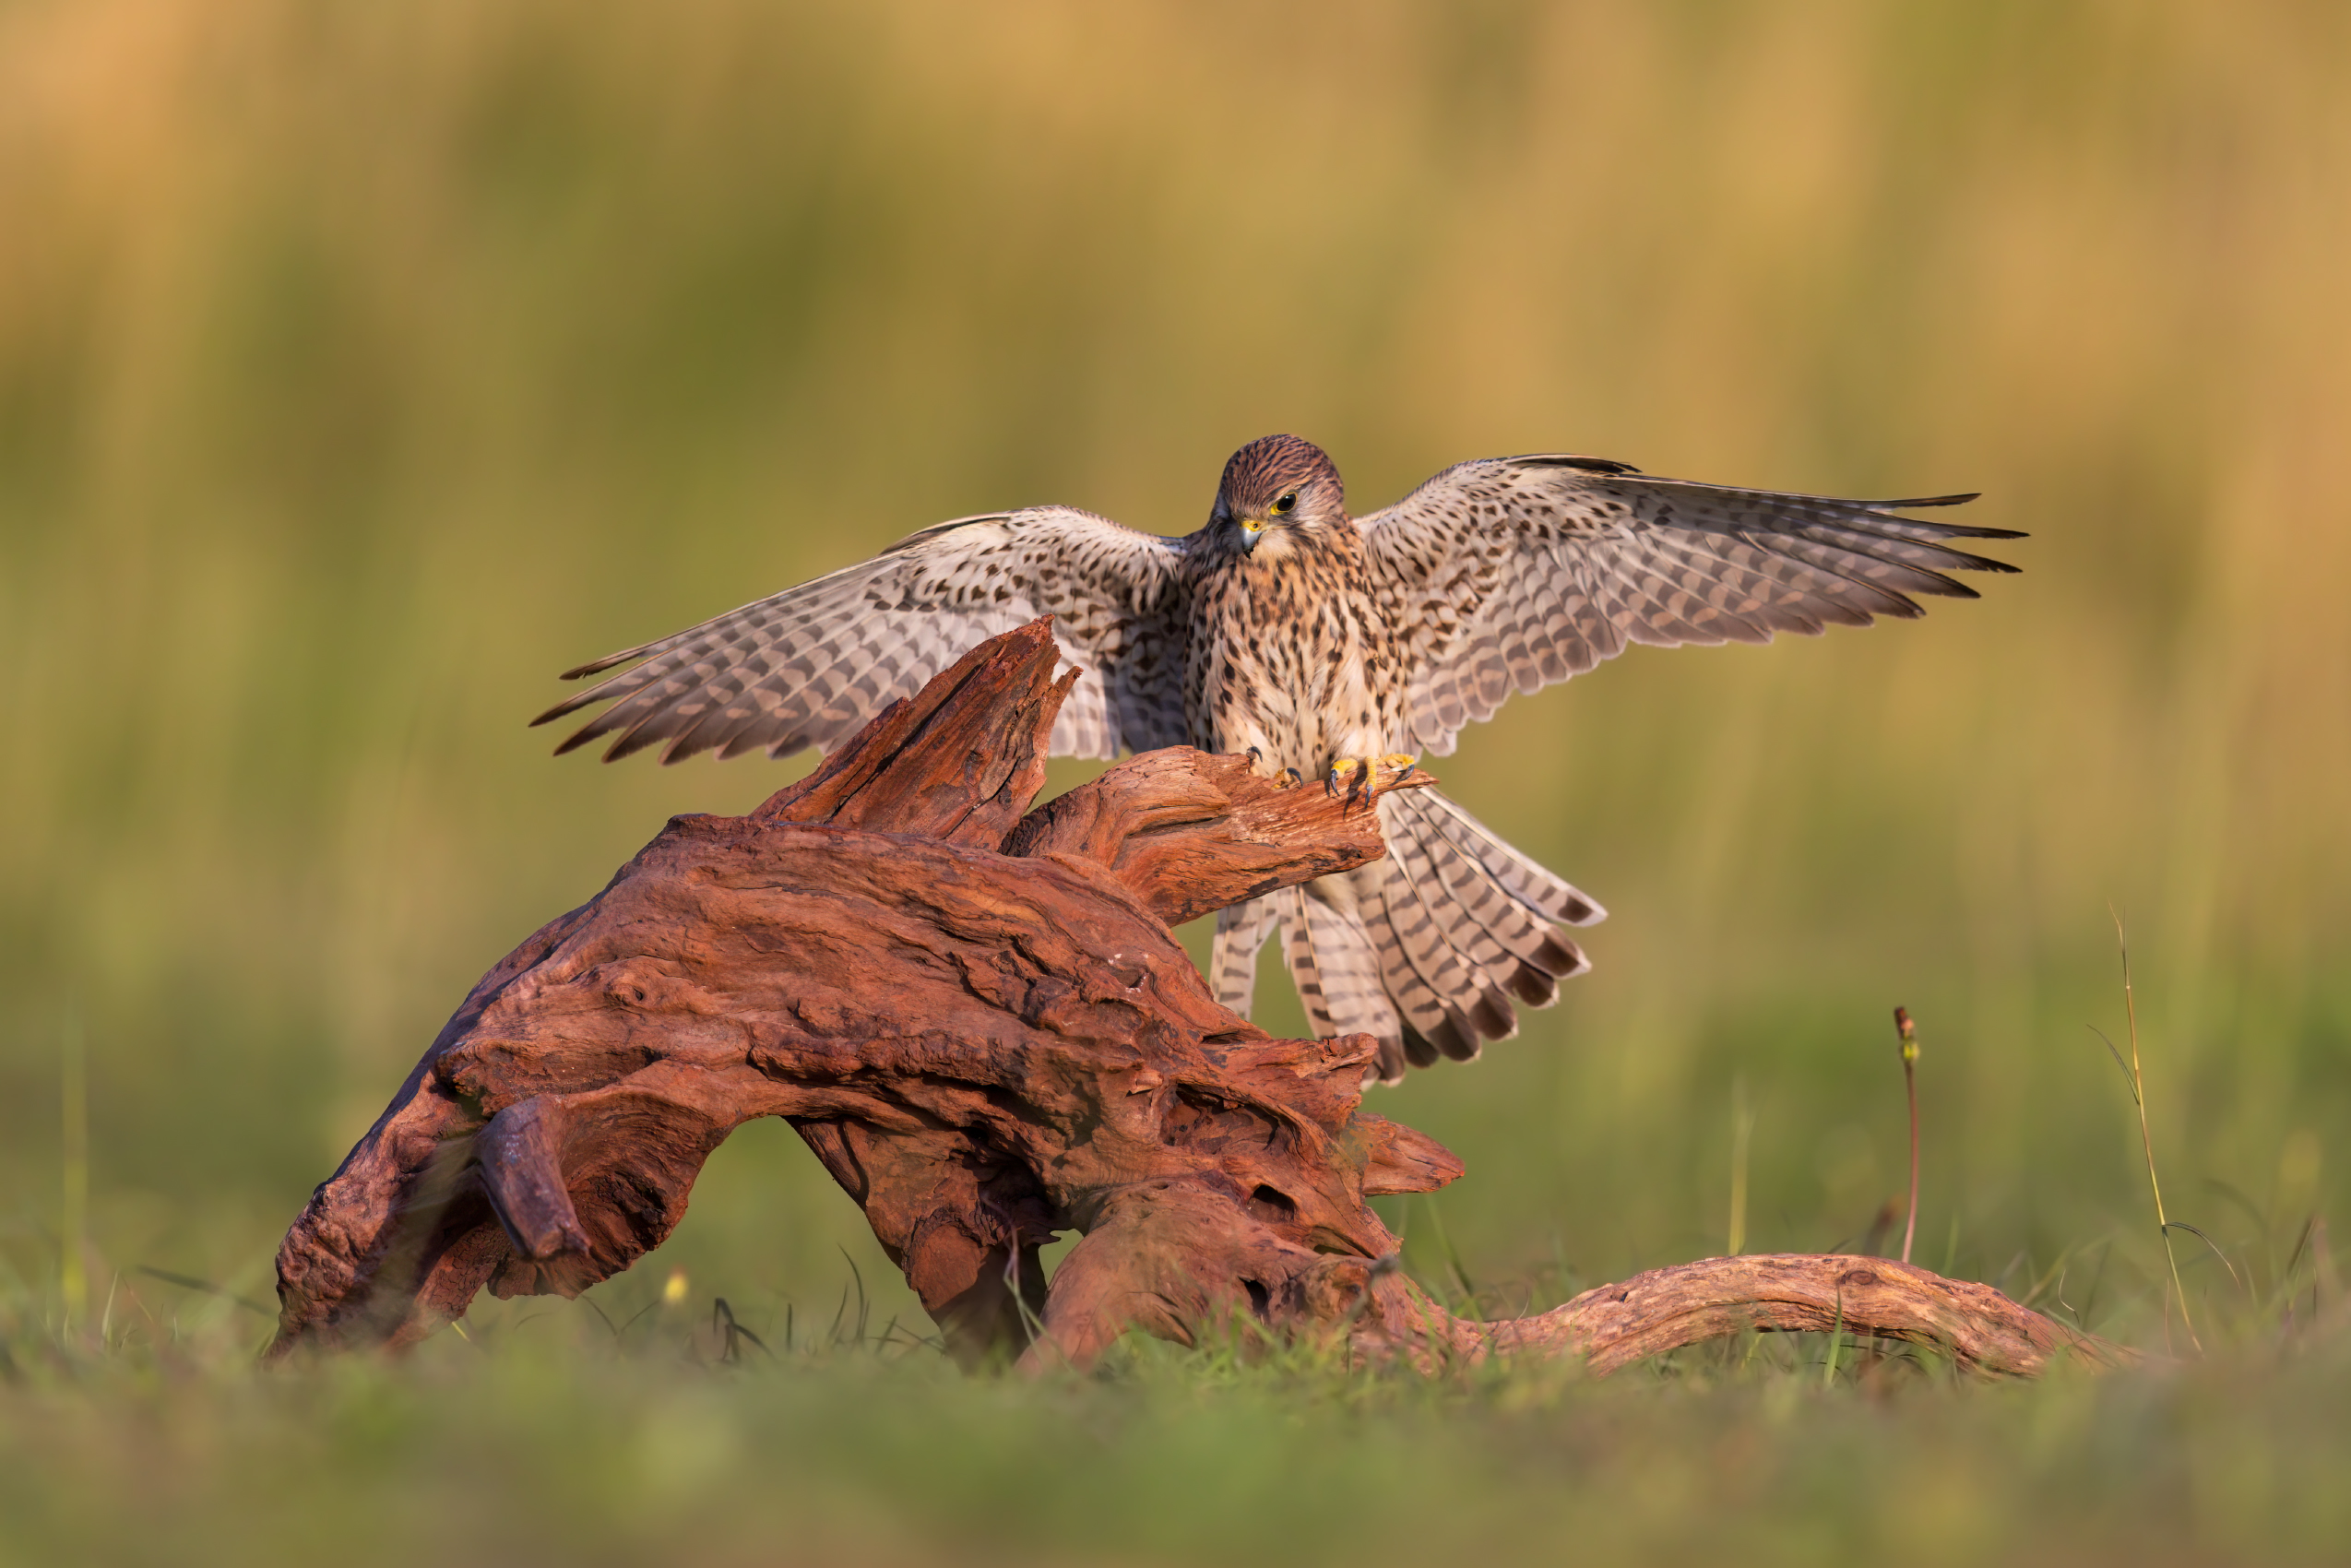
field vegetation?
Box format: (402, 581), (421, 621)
(3, 1), (2347, 1561)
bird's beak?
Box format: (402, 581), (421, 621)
(1240, 516), (1266, 550)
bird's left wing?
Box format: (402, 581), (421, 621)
(1357, 456), (2023, 756)
(533, 506), (1192, 764)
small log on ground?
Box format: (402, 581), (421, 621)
(1421, 1253), (2133, 1376)
(269, 620), (2130, 1379)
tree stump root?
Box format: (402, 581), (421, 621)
(268, 620), (2131, 1380)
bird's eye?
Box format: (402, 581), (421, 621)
(1273, 492), (1298, 515)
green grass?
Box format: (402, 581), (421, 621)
(6, 1263), (2350, 1568)
(5, 0), (2350, 1559)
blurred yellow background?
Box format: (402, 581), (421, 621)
(3, 0), (2345, 1325)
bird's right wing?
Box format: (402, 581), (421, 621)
(533, 507), (1193, 764)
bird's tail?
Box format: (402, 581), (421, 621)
(1208, 788), (1605, 1083)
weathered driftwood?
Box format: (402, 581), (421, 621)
(270, 620), (2129, 1378)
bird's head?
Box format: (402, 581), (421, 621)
(1211, 434), (1347, 552)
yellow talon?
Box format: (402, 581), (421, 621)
(1246, 747), (1303, 789)
(1322, 754), (1419, 799)
(1319, 755), (1419, 802)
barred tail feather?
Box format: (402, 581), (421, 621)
(1404, 790), (1606, 929)
(1353, 870), (1470, 1074)
(1205, 790), (1599, 1086)
(1382, 792), (1595, 991)
(1347, 790), (1596, 1080)
(1368, 840), (1518, 1053)
(1281, 885), (1400, 1051)
(1210, 896), (1278, 1017)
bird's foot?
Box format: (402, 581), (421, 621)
(1324, 754), (1419, 803)
(1247, 746), (1305, 790)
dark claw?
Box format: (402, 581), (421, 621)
(1283, 767), (1303, 789)
(1324, 760), (1375, 807)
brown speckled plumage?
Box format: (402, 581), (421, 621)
(537, 434), (2019, 1082)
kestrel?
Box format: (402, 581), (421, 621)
(537, 435), (2019, 1083)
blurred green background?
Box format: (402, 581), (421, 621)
(3, 0), (2347, 1350)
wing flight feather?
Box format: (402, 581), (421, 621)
(1358, 457), (2020, 755)
(533, 507), (1193, 764)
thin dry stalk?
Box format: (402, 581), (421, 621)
(2108, 909), (2200, 1355)
(61, 1011), (88, 1324)
(1894, 1006), (1919, 1265)
(1728, 1075), (1754, 1257)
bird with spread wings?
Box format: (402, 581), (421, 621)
(537, 434), (2020, 1083)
